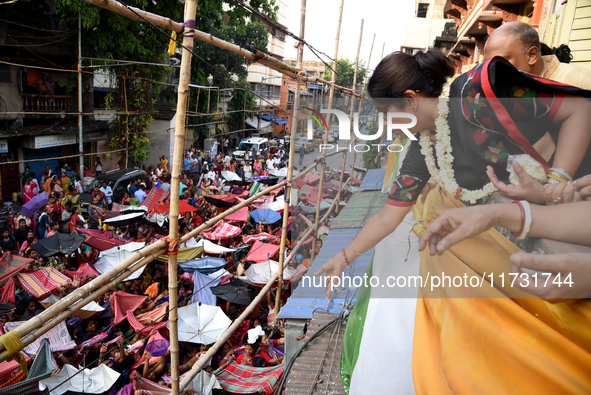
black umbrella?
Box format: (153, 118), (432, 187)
(103, 212), (145, 227)
(210, 279), (255, 306)
(0, 302), (14, 316)
(258, 177), (280, 185)
(204, 196), (235, 208)
(227, 179), (252, 186)
(32, 233), (85, 257)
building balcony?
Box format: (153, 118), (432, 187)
(21, 94), (73, 113)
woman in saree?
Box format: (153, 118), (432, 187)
(67, 186), (81, 211)
(314, 49), (591, 394)
(23, 178), (35, 204)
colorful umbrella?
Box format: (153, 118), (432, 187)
(19, 191), (49, 216)
(179, 257), (227, 274)
(250, 209), (281, 224)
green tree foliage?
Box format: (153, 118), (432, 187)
(194, 23), (269, 84)
(323, 58), (367, 91)
(54, 0), (276, 162)
(362, 122), (382, 170)
(55, 0), (184, 165)
(226, 78), (256, 131)
(188, 22), (269, 142)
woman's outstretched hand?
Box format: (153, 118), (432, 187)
(486, 163), (545, 204)
(418, 206), (497, 255)
(314, 251), (349, 300)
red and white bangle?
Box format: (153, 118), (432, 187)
(511, 200), (532, 240)
(342, 249), (351, 266)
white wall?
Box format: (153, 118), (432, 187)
(402, 17), (451, 50)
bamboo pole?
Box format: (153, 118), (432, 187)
(0, 239), (168, 355)
(0, 254), (158, 363)
(0, 151), (339, 356)
(350, 34), (375, 178)
(80, 0), (361, 98)
(179, 178), (349, 390)
(337, 19), (363, 194)
(167, 1), (198, 394)
(273, 0), (307, 325)
(311, 0), (345, 263)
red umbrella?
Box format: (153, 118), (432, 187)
(225, 207), (248, 222)
(154, 200), (197, 215)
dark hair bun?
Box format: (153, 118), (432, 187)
(369, 49), (455, 100)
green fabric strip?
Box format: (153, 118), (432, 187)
(340, 253), (374, 394)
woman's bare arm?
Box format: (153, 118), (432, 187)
(314, 204), (412, 299)
(551, 96), (591, 178)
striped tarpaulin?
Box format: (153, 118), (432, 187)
(16, 267), (70, 299)
(214, 361), (283, 395)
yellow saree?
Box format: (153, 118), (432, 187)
(412, 187), (591, 394)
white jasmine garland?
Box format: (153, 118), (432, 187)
(419, 98), (497, 204)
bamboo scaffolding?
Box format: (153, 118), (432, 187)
(0, 239), (168, 357)
(179, 177), (349, 390)
(337, 19), (363, 194)
(167, 1), (198, 393)
(350, 34), (375, 178)
(80, 0), (361, 98)
(168, 0), (198, 395)
(0, 150), (341, 357)
(0, 0), (364, 369)
(311, 0), (345, 263)
(0, 254), (158, 363)
(273, 0), (307, 325)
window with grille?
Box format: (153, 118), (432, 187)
(0, 65), (10, 83)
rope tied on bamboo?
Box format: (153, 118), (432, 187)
(253, 51), (265, 62)
(182, 20), (196, 37)
(0, 331), (28, 377)
(164, 236), (180, 257)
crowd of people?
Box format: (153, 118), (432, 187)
(0, 141), (353, 394)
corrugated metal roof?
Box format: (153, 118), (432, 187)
(279, 227), (373, 320)
(283, 311), (348, 395)
(358, 168), (386, 190)
(330, 190), (387, 229)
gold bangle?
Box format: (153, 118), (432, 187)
(546, 173), (569, 183)
(349, 244), (361, 256)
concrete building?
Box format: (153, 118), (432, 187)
(538, 0), (591, 70)
(246, 0), (289, 136)
(0, 9), (103, 198)
(443, 0), (539, 73)
(401, 0), (454, 55)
